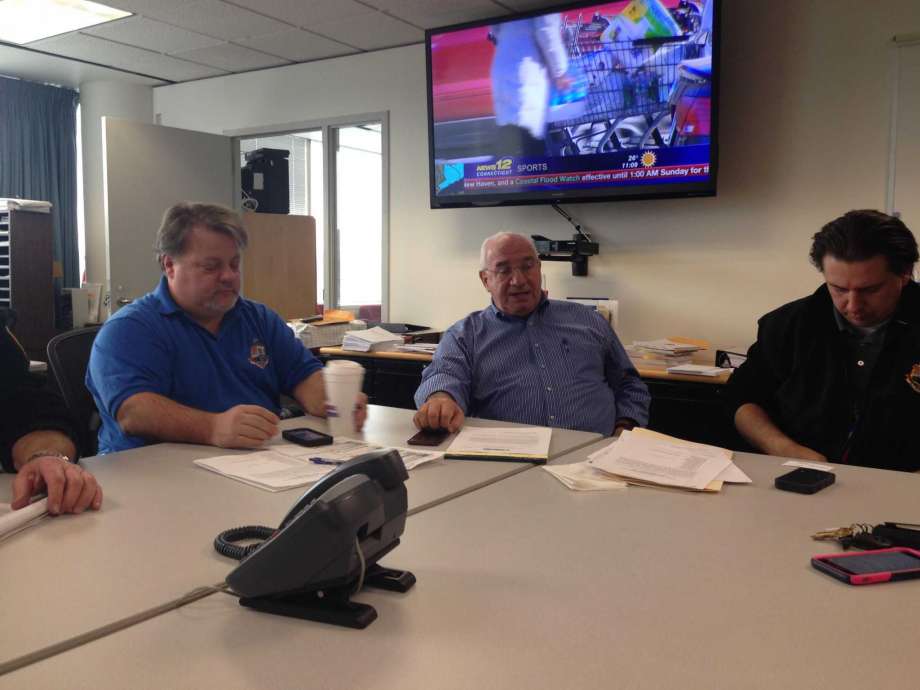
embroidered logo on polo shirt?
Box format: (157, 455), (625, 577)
(907, 363), (920, 394)
(249, 340), (269, 369)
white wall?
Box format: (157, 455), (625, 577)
(80, 81), (153, 291)
(153, 0), (920, 348)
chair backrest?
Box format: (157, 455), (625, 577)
(46, 326), (102, 457)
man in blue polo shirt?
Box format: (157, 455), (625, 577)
(414, 232), (649, 435)
(87, 202), (365, 454)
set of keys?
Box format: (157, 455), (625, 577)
(812, 524), (892, 550)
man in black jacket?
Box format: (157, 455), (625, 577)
(726, 210), (920, 471)
(1, 315), (102, 513)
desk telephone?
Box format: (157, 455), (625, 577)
(215, 449), (416, 629)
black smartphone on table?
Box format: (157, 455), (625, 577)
(774, 467), (835, 494)
(282, 427), (334, 447)
(407, 428), (450, 446)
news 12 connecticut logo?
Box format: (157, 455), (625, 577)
(475, 158), (513, 176)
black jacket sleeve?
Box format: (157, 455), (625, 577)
(0, 325), (78, 472)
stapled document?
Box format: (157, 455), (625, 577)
(195, 440), (441, 491)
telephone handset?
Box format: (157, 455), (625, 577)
(216, 449), (416, 629)
(277, 447), (409, 530)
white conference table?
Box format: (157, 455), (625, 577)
(7, 447), (919, 690)
(0, 405), (599, 672)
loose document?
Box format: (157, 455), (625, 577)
(195, 439), (440, 491)
(342, 326), (403, 352)
(585, 429), (750, 492)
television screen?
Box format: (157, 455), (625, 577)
(426, 0), (719, 208)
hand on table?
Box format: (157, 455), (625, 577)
(413, 393), (465, 433)
(11, 456), (103, 515)
(210, 404), (280, 449)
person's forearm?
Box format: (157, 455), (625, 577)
(11, 430), (77, 471)
(117, 392), (216, 445)
(292, 371), (326, 417)
(734, 403), (823, 459)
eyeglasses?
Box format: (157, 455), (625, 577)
(485, 259), (539, 280)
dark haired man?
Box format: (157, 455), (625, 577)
(87, 202), (366, 454)
(725, 210), (920, 471)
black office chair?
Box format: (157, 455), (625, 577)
(46, 326), (102, 457)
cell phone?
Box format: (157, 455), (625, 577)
(812, 547), (920, 585)
(774, 467), (835, 494)
(407, 428), (450, 446)
(282, 427), (334, 447)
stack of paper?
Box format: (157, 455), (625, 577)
(543, 462), (628, 491)
(587, 428), (750, 492)
(445, 426), (552, 464)
(0, 198), (52, 213)
(396, 342), (439, 355)
(665, 363), (730, 377)
(194, 439), (440, 491)
(342, 326), (403, 352)
(628, 339), (704, 370)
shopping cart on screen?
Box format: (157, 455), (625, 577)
(547, 18), (703, 155)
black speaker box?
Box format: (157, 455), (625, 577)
(242, 148), (290, 214)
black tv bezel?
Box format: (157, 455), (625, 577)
(424, 0), (721, 210)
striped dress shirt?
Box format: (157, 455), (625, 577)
(415, 299), (650, 435)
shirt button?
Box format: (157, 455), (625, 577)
(534, 343), (540, 348)
(857, 360), (865, 367)
(546, 386), (553, 392)
(549, 415), (555, 421)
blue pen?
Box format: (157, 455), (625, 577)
(309, 457), (346, 466)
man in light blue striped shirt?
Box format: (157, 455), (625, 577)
(413, 232), (650, 436)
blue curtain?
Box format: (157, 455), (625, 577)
(0, 76), (80, 287)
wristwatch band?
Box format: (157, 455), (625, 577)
(25, 450), (72, 464)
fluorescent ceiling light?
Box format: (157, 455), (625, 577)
(0, 0), (131, 45)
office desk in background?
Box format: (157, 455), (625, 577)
(7, 446), (920, 690)
(320, 346), (736, 447)
(0, 406), (599, 671)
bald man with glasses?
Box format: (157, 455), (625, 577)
(414, 232), (649, 436)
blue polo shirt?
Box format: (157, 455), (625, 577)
(87, 277), (322, 454)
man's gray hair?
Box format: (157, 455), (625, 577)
(479, 232), (538, 270)
(155, 202), (248, 269)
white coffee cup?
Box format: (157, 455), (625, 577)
(322, 360), (365, 437)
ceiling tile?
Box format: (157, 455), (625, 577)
(310, 12), (424, 51)
(369, 0), (507, 30)
(232, 0), (376, 27)
(31, 33), (228, 81)
(100, 0), (194, 21)
(83, 16), (222, 54)
(148, 0), (293, 41)
(172, 42), (290, 71)
(235, 28), (357, 62)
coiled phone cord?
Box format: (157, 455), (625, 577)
(213, 525), (275, 560)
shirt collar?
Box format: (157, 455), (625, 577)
(487, 295), (550, 321)
(831, 304), (889, 340)
(153, 275), (182, 315)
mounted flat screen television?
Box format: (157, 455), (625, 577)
(426, 0), (719, 208)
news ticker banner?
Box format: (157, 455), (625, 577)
(435, 145), (711, 196)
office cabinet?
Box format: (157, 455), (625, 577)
(0, 208), (56, 359)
